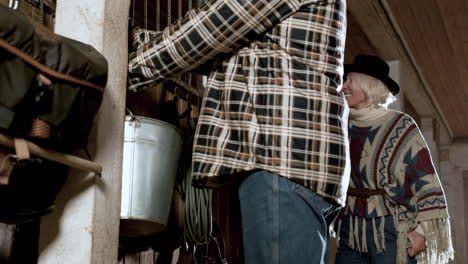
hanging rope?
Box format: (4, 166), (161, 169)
(181, 160), (212, 245)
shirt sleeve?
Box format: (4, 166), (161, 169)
(127, 0), (307, 91)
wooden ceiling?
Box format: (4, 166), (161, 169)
(385, 0), (468, 139)
(129, 0), (468, 141)
(348, 0), (468, 140)
(13, 0), (461, 140)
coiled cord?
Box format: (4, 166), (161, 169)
(181, 165), (212, 246)
(178, 134), (212, 246)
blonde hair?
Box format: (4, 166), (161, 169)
(350, 72), (396, 108)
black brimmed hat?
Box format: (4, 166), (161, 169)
(345, 55), (400, 95)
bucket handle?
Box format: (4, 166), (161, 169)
(125, 108), (141, 127)
(126, 108), (135, 120)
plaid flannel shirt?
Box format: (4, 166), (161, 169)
(128, 0), (350, 206)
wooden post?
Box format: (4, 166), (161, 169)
(38, 0), (130, 263)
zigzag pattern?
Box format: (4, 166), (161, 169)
(418, 197), (446, 208)
(378, 115), (412, 186)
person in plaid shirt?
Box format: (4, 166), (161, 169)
(128, 0), (349, 263)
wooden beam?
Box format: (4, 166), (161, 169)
(38, 0), (130, 263)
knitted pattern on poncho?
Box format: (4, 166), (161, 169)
(337, 107), (454, 264)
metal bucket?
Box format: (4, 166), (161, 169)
(120, 115), (182, 237)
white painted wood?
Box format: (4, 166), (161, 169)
(38, 0), (130, 263)
(387, 60), (404, 111)
(464, 172), (468, 264)
(440, 157), (466, 264)
(438, 125), (467, 264)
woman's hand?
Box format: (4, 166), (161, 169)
(407, 231), (426, 257)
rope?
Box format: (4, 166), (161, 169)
(180, 137), (212, 246)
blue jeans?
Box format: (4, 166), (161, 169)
(335, 216), (417, 264)
(238, 170), (339, 264)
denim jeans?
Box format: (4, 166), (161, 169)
(238, 170), (339, 264)
(335, 216), (417, 264)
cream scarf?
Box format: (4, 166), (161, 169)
(349, 106), (389, 122)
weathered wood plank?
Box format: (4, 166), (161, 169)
(385, 0), (468, 137)
(140, 250), (155, 263)
(37, 0), (130, 263)
(0, 223), (14, 262)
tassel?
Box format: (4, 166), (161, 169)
(416, 218), (454, 264)
(379, 216), (386, 252)
(372, 217), (381, 252)
(395, 215), (409, 264)
(396, 229), (408, 264)
(336, 218), (342, 249)
(354, 216), (361, 252)
(362, 218), (368, 252)
(348, 215), (355, 250)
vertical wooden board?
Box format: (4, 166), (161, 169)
(211, 185), (243, 264)
(176, 249), (192, 264)
(140, 249), (155, 263)
(159, 0), (168, 29)
(0, 223), (14, 261)
(91, 0), (131, 261)
(124, 252), (140, 264)
(9, 221), (40, 264)
(228, 186), (243, 263)
(126, 85), (164, 118)
(464, 172), (468, 263)
(133, 0), (146, 29)
(38, 0), (130, 263)
(181, 0), (189, 16)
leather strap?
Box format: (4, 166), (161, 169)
(14, 138), (30, 160)
(0, 152), (15, 185)
(347, 187), (386, 199)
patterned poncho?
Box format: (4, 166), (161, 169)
(338, 107), (453, 264)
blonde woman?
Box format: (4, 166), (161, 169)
(335, 55), (454, 264)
